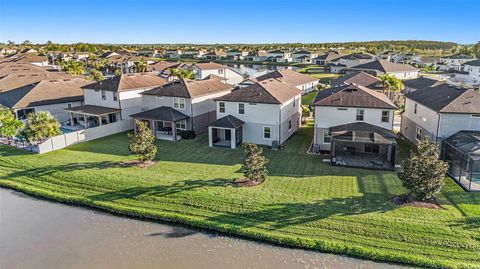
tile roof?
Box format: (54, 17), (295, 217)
(254, 69), (317, 86)
(312, 83), (396, 109)
(83, 73), (168, 92)
(0, 78), (88, 109)
(350, 59), (418, 73)
(405, 84), (480, 114)
(215, 79), (301, 104)
(142, 77), (232, 98)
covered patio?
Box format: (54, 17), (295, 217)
(208, 115), (244, 149)
(64, 105), (121, 129)
(329, 122), (397, 170)
(130, 106), (189, 141)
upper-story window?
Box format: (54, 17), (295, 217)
(101, 90), (106, 101)
(219, 102), (225, 113)
(218, 69), (224, 75)
(356, 109), (364, 121)
(263, 126), (271, 139)
(238, 103), (245, 114)
(381, 110), (390, 123)
(414, 103), (418, 114)
(113, 92), (118, 101)
(173, 97), (185, 109)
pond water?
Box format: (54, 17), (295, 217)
(227, 64), (300, 78)
(0, 189), (410, 269)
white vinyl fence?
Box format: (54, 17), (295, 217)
(35, 119), (134, 154)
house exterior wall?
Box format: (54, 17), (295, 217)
(191, 66), (243, 85)
(388, 71), (419, 80)
(24, 101), (83, 123)
(119, 89), (149, 118)
(141, 95), (193, 116)
(83, 89), (120, 108)
(296, 80), (319, 94)
(401, 97), (440, 143)
(313, 106), (394, 151)
(438, 113), (480, 139)
(464, 64), (480, 84)
(279, 95), (302, 144)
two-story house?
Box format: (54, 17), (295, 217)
(330, 53), (376, 74)
(439, 54), (475, 71)
(252, 69), (319, 94)
(463, 59), (480, 85)
(189, 62), (244, 85)
(129, 77), (233, 141)
(208, 79), (302, 148)
(329, 71), (383, 91)
(65, 73), (168, 128)
(401, 84), (480, 144)
(312, 83), (397, 170)
(402, 77), (445, 94)
(312, 51), (344, 65)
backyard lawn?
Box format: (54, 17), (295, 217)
(1, 126), (479, 269)
(302, 90), (318, 105)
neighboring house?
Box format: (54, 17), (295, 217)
(291, 50), (316, 62)
(378, 50), (397, 62)
(347, 59), (419, 79)
(292, 55), (312, 64)
(130, 77), (233, 141)
(201, 51), (224, 60)
(2, 53), (50, 66)
(100, 51), (120, 58)
(329, 71), (382, 90)
(400, 84), (480, 145)
(253, 69), (319, 94)
(267, 49), (291, 62)
(330, 53), (376, 74)
(0, 72), (72, 93)
(312, 51), (344, 65)
(64, 73), (168, 129)
(0, 78), (87, 122)
(0, 63), (53, 77)
(402, 77), (445, 94)
(226, 49), (243, 60)
(136, 49), (158, 57)
(311, 83), (397, 170)
(181, 49), (199, 59)
(164, 49), (181, 59)
(462, 59), (480, 85)
(148, 61), (181, 77)
(208, 79), (302, 148)
(439, 54), (475, 71)
(244, 51), (268, 62)
(189, 62), (244, 85)
(0, 48), (17, 55)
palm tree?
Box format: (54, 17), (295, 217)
(133, 58), (148, 73)
(0, 107), (24, 141)
(23, 111), (61, 144)
(89, 69), (104, 81)
(379, 74), (403, 100)
(63, 60), (84, 76)
(179, 69), (195, 79)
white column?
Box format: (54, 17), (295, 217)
(98, 116), (102, 126)
(230, 128), (236, 149)
(83, 114), (87, 128)
(208, 127), (213, 147)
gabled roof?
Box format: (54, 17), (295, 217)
(83, 73), (168, 92)
(463, 59), (480, 67)
(341, 53), (375, 60)
(312, 83), (396, 109)
(0, 63), (50, 77)
(350, 59), (418, 73)
(268, 49), (284, 54)
(209, 115), (244, 129)
(149, 61), (181, 72)
(0, 78), (88, 109)
(403, 77), (445, 91)
(314, 51), (345, 61)
(254, 69), (317, 86)
(190, 62), (228, 70)
(130, 106), (189, 122)
(142, 77), (232, 98)
(405, 84), (480, 114)
(292, 50), (311, 54)
(441, 54), (475, 60)
(329, 71), (379, 88)
(215, 79), (301, 104)
(0, 72), (73, 93)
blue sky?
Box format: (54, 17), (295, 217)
(0, 0), (478, 44)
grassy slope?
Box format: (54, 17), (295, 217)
(1, 127), (479, 269)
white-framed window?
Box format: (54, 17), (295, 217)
(218, 69), (224, 75)
(414, 103), (418, 114)
(101, 90), (106, 100)
(113, 92), (118, 101)
(263, 126), (271, 139)
(323, 130), (331, 144)
(219, 102), (225, 113)
(173, 97), (185, 109)
(175, 119), (186, 130)
(356, 109), (364, 121)
(381, 110), (390, 123)
(416, 127), (422, 141)
(238, 103), (245, 114)
(288, 120), (292, 131)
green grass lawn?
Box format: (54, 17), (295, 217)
(309, 73), (340, 83)
(302, 90), (318, 105)
(1, 127), (479, 268)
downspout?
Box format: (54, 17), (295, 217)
(118, 90), (123, 121)
(435, 112), (441, 143)
(190, 98), (194, 132)
(278, 104), (282, 146)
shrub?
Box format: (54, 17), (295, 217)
(398, 140), (448, 201)
(179, 130), (195, 139)
(128, 120), (157, 163)
(242, 143), (269, 183)
(22, 111), (60, 143)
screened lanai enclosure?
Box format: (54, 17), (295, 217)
(442, 131), (480, 192)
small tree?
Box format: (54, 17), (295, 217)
(398, 140), (448, 202)
(128, 120), (157, 163)
(0, 107), (24, 140)
(133, 58), (148, 73)
(114, 68), (122, 76)
(241, 143), (269, 183)
(63, 60), (84, 76)
(23, 111), (61, 143)
(301, 106), (310, 124)
(89, 69), (104, 81)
